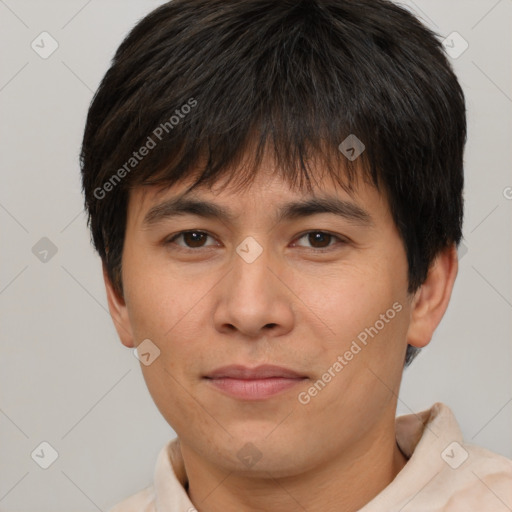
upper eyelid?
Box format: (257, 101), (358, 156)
(293, 231), (346, 245)
(167, 230), (218, 247)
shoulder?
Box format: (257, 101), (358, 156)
(392, 403), (512, 511)
(107, 485), (156, 512)
(427, 442), (512, 511)
(448, 443), (512, 506)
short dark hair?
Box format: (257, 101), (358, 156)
(80, 0), (466, 367)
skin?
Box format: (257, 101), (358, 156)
(104, 151), (458, 512)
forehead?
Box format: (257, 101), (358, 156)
(126, 152), (390, 229)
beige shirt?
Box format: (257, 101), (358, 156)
(109, 402), (512, 511)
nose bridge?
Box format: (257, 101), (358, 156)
(231, 235), (273, 301)
(214, 235), (293, 337)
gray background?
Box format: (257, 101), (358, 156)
(1, 0), (511, 510)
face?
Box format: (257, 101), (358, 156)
(113, 154), (417, 477)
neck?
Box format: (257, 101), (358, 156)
(182, 420), (408, 512)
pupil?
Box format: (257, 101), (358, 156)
(185, 232), (205, 247)
(310, 232), (330, 248)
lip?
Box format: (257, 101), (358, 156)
(204, 365), (308, 400)
(205, 364), (306, 379)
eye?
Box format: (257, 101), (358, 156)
(164, 230), (347, 252)
(165, 230), (217, 250)
(293, 231), (347, 250)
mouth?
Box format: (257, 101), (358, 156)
(203, 364), (308, 400)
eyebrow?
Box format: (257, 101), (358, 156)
(142, 194), (374, 228)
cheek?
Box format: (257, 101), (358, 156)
(122, 250), (215, 381)
(302, 260), (400, 344)
(302, 253), (410, 390)
(122, 243), (202, 340)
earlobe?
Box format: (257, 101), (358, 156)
(102, 262), (135, 348)
(406, 244), (459, 348)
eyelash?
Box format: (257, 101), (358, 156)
(163, 230), (348, 252)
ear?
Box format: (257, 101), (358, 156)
(102, 262), (135, 348)
(406, 244), (459, 348)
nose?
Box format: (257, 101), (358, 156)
(213, 241), (295, 339)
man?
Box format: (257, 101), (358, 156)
(80, 0), (512, 510)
